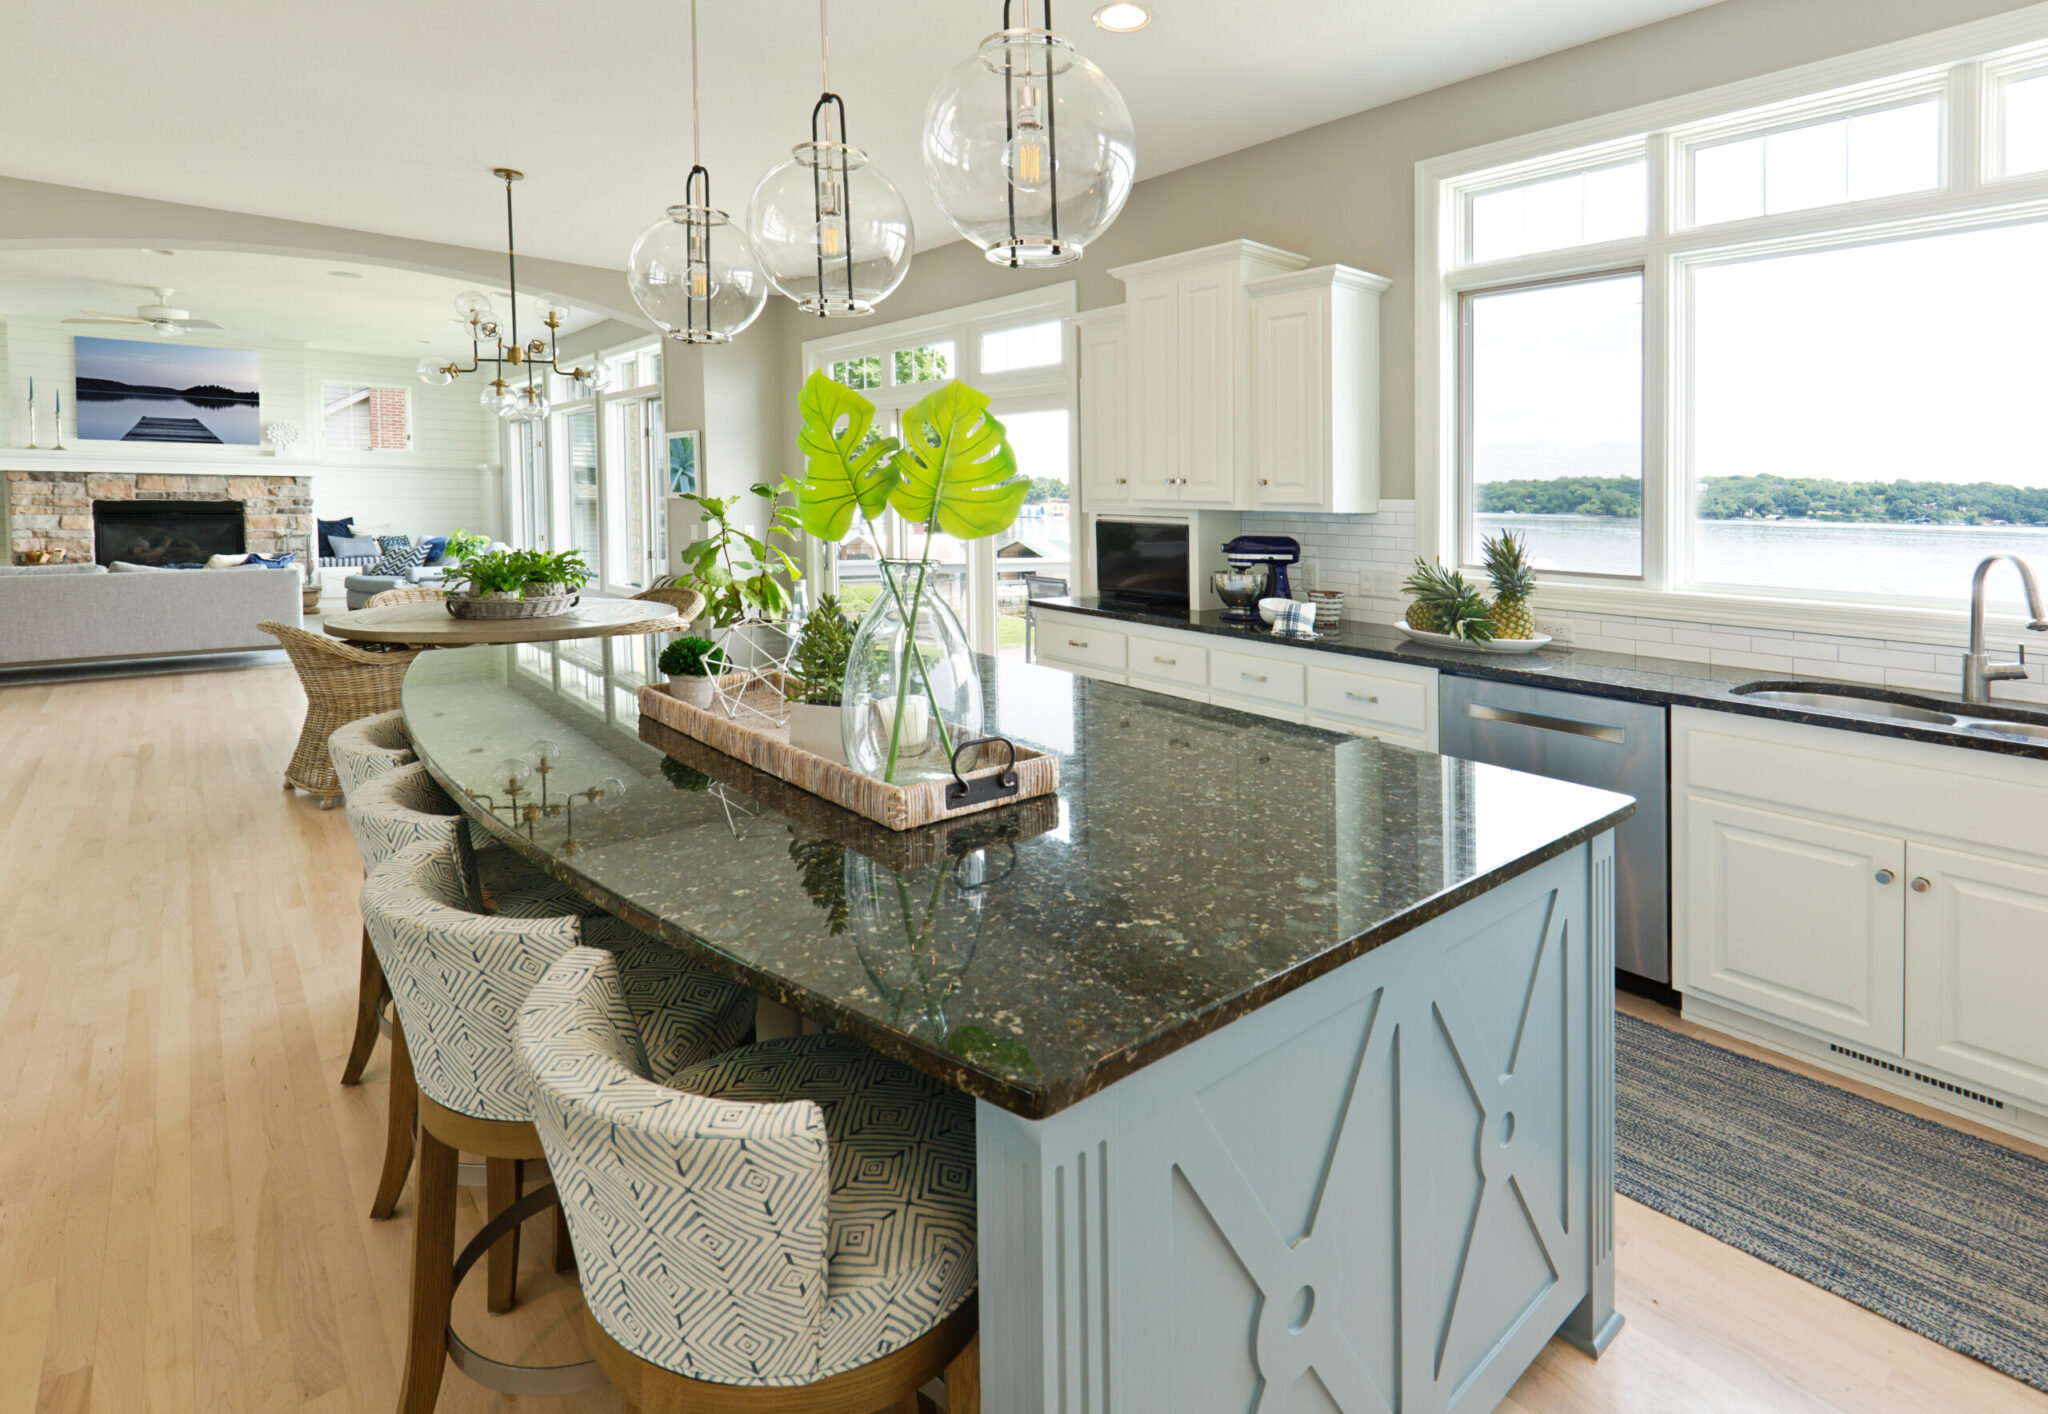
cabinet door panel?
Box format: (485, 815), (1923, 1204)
(1904, 844), (2048, 1105)
(1176, 269), (1237, 504)
(1683, 795), (1905, 1051)
(1079, 318), (1130, 507)
(1127, 284), (1178, 501)
(1253, 290), (1324, 506)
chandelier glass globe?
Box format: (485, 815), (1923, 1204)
(748, 136), (914, 316)
(922, 20), (1136, 267)
(502, 385), (550, 423)
(415, 356), (454, 388)
(628, 198), (767, 344)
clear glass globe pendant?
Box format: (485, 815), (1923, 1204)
(922, 1), (1136, 268)
(628, 166), (767, 345)
(750, 94), (914, 317)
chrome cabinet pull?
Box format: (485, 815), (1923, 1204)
(1911, 876), (1932, 893)
(1875, 869), (1895, 885)
(1154, 656), (1176, 665)
(1241, 672), (1267, 683)
(1465, 702), (1626, 743)
(1346, 691), (1379, 704)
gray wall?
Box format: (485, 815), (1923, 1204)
(868, 0), (2039, 500)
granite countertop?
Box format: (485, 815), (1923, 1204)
(1041, 597), (2048, 762)
(402, 640), (1633, 1119)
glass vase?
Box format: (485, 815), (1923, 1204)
(841, 559), (983, 784)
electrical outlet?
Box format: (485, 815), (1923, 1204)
(1366, 566), (1401, 598)
(1539, 618), (1573, 644)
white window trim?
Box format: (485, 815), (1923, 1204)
(1416, 1), (2048, 648)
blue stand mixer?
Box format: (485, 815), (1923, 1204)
(1213, 535), (1302, 622)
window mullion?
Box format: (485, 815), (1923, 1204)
(1951, 60), (1986, 192)
(1643, 133), (1675, 594)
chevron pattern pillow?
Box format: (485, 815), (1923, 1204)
(518, 949), (977, 1388)
(326, 710), (414, 803)
(365, 839), (750, 1124)
(368, 540), (427, 578)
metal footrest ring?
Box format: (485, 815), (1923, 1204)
(445, 1180), (604, 1396)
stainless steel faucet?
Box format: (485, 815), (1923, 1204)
(1963, 554), (2048, 706)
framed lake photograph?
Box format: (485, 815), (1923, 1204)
(667, 430), (699, 495)
(74, 336), (261, 445)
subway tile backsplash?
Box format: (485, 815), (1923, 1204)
(1240, 502), (2048, 707)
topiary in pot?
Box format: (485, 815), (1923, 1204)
(658, 635), (725, 709)
(786, 595), (855, 760)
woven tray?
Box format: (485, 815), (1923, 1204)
(639, 678), (1058, 832)
(446, 590), (580, 620)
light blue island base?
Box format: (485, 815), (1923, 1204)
(976, 834), (1621, 1413)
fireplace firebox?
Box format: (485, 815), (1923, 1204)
(93, 500), (246, 567)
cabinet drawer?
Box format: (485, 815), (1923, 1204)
(1210, 649), (1306, 707)
(1306, 664), (1429, 735)
(1038, 620), (1127, 674)
(1126, 633), (1207, 689)
(1211, 691), (1307, 724)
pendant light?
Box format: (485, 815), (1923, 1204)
(747, 0), (914, 316)
(921, 0), (1137, 267)
(626, 0), (767, 344)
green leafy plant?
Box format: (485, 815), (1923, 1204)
(517, 548), (591, 595)
(791, 370), (1026, 783)
(791, 594), (856, 706)
(657, 635), (725, 678)
(675, 483), (804, 628)
(445, 529), (490, 563)
(442, 547), (590, 598)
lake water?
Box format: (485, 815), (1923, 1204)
(1476, 513), (2048, 607)
(76, 395), (260, 445)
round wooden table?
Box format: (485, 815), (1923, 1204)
(321, 596), (685, 647)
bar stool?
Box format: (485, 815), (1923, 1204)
(516, 947), (981, 1414)
(329, 711), (416, 1088)
(365, 837), (755, 1412)
(345, 763), (597, 1222)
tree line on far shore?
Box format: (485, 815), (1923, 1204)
(1477, 474), (2048, 525)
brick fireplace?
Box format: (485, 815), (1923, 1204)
(6, 469), (313, 565)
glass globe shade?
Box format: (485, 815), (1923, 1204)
(627, 204), (767, 344)
(922, 29), (1136, 266)
(453, 290), (494, 321)
(415, 356), (453, 388)
(503, 387), (549, 423)
(494, 757), (533, 793)
(528, 738), (563, 767)
(747, 142), (914, 316)
(480, 385), (506, 409)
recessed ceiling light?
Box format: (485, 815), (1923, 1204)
(329, 269), (362, 279)
(1092, 2), (1149, 31)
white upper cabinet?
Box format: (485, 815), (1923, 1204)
(1247, 265), (1389, 514)
(1110, 241), (1307, 508)
(1074, 309), (1129, 508)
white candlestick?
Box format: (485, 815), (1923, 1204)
(872, 695), (932, 753)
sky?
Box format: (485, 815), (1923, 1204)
(73, 336), (259, 394)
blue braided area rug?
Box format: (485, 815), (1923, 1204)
(1616, 1011), (2048, 1394)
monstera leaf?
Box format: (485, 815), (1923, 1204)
(889, 380), (1026, 540)
(794, 370), (900, 542)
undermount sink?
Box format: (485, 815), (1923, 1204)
(1733, 687), (1958, 725)
(1962, 719), (2048, 742)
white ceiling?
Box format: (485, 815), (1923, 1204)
(8, 0), (1721, 270)
(0, 248), (607, 357)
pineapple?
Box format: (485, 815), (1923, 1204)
(1402, 558), (1496, 644)
(1481, 531), (1538, 640)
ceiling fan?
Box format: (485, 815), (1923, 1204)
(63, 288), (223, 338)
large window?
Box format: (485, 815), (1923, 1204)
(804, 287), (1077, 660)
(322, 384), (409, 450)
(525, 338), (667, 593)
(1424, 18), (2048, 620)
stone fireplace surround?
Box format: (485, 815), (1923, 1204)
(7, 468), (313, 565)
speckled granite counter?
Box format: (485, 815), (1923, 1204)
(402, 639), (1631, 1119)
(1042, 597), (2048, 761)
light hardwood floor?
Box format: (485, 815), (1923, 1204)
(2, 660), (2043, 1414)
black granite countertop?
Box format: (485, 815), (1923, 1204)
(1041, 597), (2048, 762)
(402, 640), (1633, 1119)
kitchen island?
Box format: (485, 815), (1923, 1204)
(402, 638), (1635, 1413)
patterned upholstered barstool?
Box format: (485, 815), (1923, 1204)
(328, 711), (416, 1089)
(345, 762), (598, 1223)
(517, 947), (981, 1414)
(365, 838), (755, 1412)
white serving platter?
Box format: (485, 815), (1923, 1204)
(1393, 622), (1555, 654)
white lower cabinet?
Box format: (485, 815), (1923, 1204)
(1674, 706), (2048, 1134)
(1683, 795), (1905, 1051)
(1904, 843), (2048, 1108)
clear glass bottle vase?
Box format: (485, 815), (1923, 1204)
(840, 559), (984, 784)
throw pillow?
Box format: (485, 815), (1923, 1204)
(205, 553), (252, 569)
(330, 535), (380, 560)
(369, 542), (428, 578)
(317, 517), (355, 558)
(245, 551), (299, 569)
(417, 535), (450, 566)
(377, 535), (413, 554)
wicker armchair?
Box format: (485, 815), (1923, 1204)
(260, 622), (424, 806)
(631, 580), (705, 627)
(364, 585), (447, 609)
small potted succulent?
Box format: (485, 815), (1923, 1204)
(658, 635), (726, 709)
(787, 594), (855, 761)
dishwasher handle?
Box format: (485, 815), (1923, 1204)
(1465, 701), (1627, 744)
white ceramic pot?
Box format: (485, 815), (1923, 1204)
(785, 701), (845, 762)
(668, 675), (716, 709)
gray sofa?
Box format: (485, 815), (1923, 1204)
(0, 563), (304, 669)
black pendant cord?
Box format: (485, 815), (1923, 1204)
(811, 93), (857, 314)
(999, 0), (1059, 262)
(1001, 0), (1022, 264)
(503, 175), (521, 360)
(1044, 0), (1060, 248)
(686, 165), (713, 342)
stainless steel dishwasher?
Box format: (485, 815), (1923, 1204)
(1438, 677), (1670, 985)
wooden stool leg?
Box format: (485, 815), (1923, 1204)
(339, 925), (385, 1086)
(553, 1200), (575, 1274)
(370, 1020), (417, 1221)
(944, 1331), (981, 1414)
(485, 1157), (523, 1314)
(397, 1125), (458, 1414)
